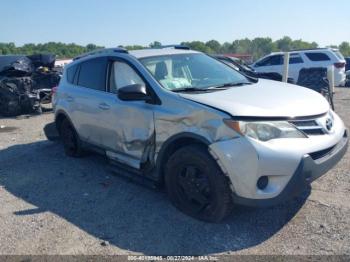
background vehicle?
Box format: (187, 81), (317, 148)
(214, 55), (294, 82)
(48, 47), (348, 222)
(251, 48), (346, 86)
(345, 57), (350, 72)
(345, 57), (350, 87)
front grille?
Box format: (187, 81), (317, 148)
(308, 131), (347, 160)
(289, 120), (318, 127)
(302, 129), (325, 135)
(289, 119), (325, 136)
(309, 145), (336, 160)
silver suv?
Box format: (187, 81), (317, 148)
(49, 46), (348, 222)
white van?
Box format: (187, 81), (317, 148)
(251, 48), (346, 86)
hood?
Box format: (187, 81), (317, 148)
(179, 79), (330, 118)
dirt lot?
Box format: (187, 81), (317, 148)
(0, 88), (349, 256)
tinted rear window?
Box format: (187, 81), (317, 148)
(289, 54), (303, 64)
(66, 64), (78, 84)
(77, 57), (107, 91)
(305, 52), (330, 61)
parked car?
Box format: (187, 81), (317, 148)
(251, 48), (347, 86)
(345, 57), (350, 87)
(345, 57), (350, 72)
(214, 55), (293, 83)
(46, 46), (348, 222)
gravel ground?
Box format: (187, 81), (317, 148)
(0, 88), (349, 256)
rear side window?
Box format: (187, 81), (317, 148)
(77, 57), (107, 91)
(305, 52), (330, 61)
(66, 64), (78, 84)
(289, 54), (303, 64)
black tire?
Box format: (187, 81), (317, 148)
(59, 118), (83, 157)
(0, 97), (21, 117)
(165, 145), (233, 222)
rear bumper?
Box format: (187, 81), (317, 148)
(335, 71), (346, 86)
(232, 130), (348, 207)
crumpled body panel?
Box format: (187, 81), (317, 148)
(153, 94), (238, 160)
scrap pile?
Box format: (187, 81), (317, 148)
(0, 54), (61, 116)
(297, 67), (334, 110)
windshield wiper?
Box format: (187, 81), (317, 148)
(171, 87), (210, 93)
(208, 82), (252, 89)
(171, 82), (252, 93)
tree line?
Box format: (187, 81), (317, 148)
(0, 42), (104, 59)
(1, 37), (350, 61)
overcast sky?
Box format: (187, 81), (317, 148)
(1, 0), (349, 47)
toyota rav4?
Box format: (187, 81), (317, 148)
(48, 46), (348, 222)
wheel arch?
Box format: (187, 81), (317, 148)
(54, 110), (76, 133)
(155, 132), (211, 184)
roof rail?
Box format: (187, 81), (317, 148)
(287, 47), (334, 52)
(157, 45), (190, 50)
(73, 47), (128, 61)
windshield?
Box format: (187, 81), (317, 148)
(139, 53), (251, 91)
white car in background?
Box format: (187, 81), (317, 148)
(251, 48), (346, 86)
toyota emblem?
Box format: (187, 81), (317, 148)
(326, 118), (333, 131)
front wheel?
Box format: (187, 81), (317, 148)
(165, 145), (233, 222)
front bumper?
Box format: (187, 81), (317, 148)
(232, 130), (348, 207)
(209, 127), (348, 207)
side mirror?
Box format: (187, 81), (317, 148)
(117, 84), (150, 101)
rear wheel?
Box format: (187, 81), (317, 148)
(59, 118), (83, 157)
(165, 145), (233, 222)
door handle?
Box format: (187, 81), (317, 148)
(66, 96), (74, 102)
(98, 102), (110, 110)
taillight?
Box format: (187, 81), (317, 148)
(334, 62), (345, 68)
(51, 86), (58, 95)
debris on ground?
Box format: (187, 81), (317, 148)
(100, 241), (109, 247)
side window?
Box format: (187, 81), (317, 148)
(305, 52), (330, 61)
(109, 61), (145, 94)
(66, 64), (78, 84)
(77, 57), (107, 91)
(256, 55), (283, 66)
(255, 57), (270, 67)
(289, 54), (304, 64)
(268, 55), (283, 65)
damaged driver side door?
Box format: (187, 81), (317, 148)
(96, 59), (156, 169)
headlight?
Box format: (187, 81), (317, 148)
(224, 119), (306, 141)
